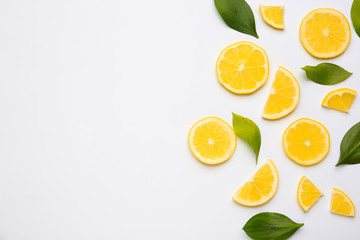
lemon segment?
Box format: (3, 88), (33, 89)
(300, 8), (351, 58)
(233, 159), (279, 206)
(330, 188), (355, 217)
(260, 5), (285, 30)
(188, 117), (236, 165)
(216, 41), (269, 94)
(297, 176), (323, 212)
(262, 66), (300, 120)
(322, 88), (357, 113)
(283, 118), (330, 166)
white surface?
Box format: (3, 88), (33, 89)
(0, 0), (359, 239)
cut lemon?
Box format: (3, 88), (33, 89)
(262, 66), (300, 120)
(300, 8), (351, 58)
(297, 176), (323, 212)
(260, 5), (285, 30)
(233, 159), (278, 206)
(216, 41), (269, 94)
(330, 188), (355, 217)
(188, 117), (236, 165)
(283, 118), (330, 166)
(322, 88), (357, 113)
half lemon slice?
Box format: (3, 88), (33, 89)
(233, 159), (279, 206)
(262, 66), (300, 120)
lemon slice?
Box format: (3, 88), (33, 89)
(297, 176), (323, 212)
(233, 159), (279, 206)
(216, 41), (269, 94)
(188, 117), (236, 165)
(330, 188), (355, 217)
(322, 88), (357, 113)
(262, 66), (300, 120)
(260, 5), (285, 30)
(283, 118), (330, 166)
(300, 8), (351, 58)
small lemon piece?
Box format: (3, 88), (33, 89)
(262, 66), (300, 120)
(260, 5), (285, 30)
(216, 41), (269, 94)
(188, 117), (236, 165)
(297, 176), (323, 212)
(322, 88), (357, 113)
(233, 159), (279, 206)
(283, 118), (330, 166)
(330, 188), (355, 217)
(300, 8), (351, 58)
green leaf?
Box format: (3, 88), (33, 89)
(232, 113), (261, 163)
(336, 122), (360, 166)
(243, 212), (304, 240)
(301, 63), (352, 85)
(352, 0), (360, 37)
(214, 0), (258, 38)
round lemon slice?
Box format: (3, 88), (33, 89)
(188, 117), (236, 165)
(216, 41), (269, 94)
(300, 8), (351, 58)
(322, 88), (357, 113)
(233, 159), (279, 206)
(283, 118), (330, 166)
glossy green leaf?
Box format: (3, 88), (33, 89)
(232, 113), (261, 163)
(301, 63), (352, 85)
(243, 212), (304, 240)
(214, 0), (258, 38)
(352, 0), (360, 37)
(336, 122), (360, 166)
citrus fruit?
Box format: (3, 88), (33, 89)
(216, 41), (269, 94)
(330, 188), (355, 217)
(260, 5), (285, 30)
(322, 88), (357, 113)
(262, 66), (300, 120)
(300, 8), (351, 58)
(188, 117), (236, 165)
(233, 159), (279, 206)
(297, 176), (323, 212)
(283, 118), (330, 166)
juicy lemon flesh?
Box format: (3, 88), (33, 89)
(331, 188), (355, 217)
(298, 176), (323, 212)
(233, 160), (278, 206)
(260, 6), (284, 29)
(189, 117), (236, 165)
(300, 9), (351, 58)
(263, 67), (299, 119)
(217, 42), (269, 94)
(283, 119), (330, 166)
(322, 89), (356, 112)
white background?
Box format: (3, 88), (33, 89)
(0, 0), (359, 239)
